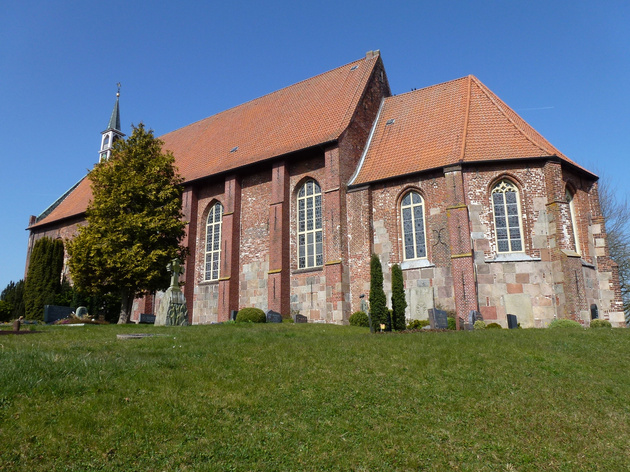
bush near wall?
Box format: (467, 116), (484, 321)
(349, 311), (369, 327)
(590, 319), (612, 329)
(548, 319), (583, 329)
(236, 308), (266, 323)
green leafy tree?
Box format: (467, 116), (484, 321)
(391, 264), (407, 330)
(23, 238), (64, 320)
(0, 279), (26, 320)
(598, 177), (630, 324)
(369, 254), (388, 329)
(67, 124), (187, 324)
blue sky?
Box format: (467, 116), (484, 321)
(1, 1), (629, 291)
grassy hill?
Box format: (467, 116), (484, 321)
(1, 323), (628, 471)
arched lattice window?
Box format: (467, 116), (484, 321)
(297, 180), (323, 269)
(205, 202), (223, 281)
(566, 188), (580, 254)
(492, 180), (523, 253)
(401, 191), (427, 260)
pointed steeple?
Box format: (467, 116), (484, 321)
(107, 84), (122, 131)
(99, 83), (125, 162)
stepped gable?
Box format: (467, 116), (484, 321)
(161, 54), (381, 183)
(351, 75), (592, 186)
(29, 53), (381, 228)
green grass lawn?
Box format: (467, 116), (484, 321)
(1, 323), (629, 471)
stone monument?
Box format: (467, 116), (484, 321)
(154, 258), (189, 326)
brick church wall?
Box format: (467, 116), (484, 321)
(238, 169), (272, 310)
(191, 180), (224, 324)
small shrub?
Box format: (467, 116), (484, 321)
(407, 319), (430, 330)
(486, 322), (502, 329)
(447, 317), (456, 330)
(235, 308), (266, 323)
(548, 318), (583, 329)
(474, 320), (486, 330)
(282, 317), (295, 323)
(590, 319), (612, 329)
(349, 311), (369, 327)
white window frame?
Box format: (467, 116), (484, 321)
(566, 188), (581, 254)
(491, 180), (524, 253)
(205, 202), (223, 281)
(400, 190), (427, 261)
(297, 180), (323, 269)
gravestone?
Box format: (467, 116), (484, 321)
(294, 314), (307, 323)
(139, 313), (156, 324)
(154, 259), (189, 326)
(428, 308), (448, 329)
(266, 310), (283, 323)
(230, 310), (238, 321)
(465, 310), (483, 330)
(44, 305), (73, 324)
(507, 314), (518, 329)
(76, 306), (88, 318)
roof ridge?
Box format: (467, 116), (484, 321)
(161, 55), (371, 140)
(469, 75), (558, 158)
(459, 75), (473, 162)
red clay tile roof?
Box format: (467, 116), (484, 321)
(30, 54), (381, 229)
(350, 75), (593, 185)
(162, 54), (381, 183)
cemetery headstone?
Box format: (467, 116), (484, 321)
(266, 310), (283, 323)
(44, 305), (74, 324)
(294, 314), (307, 323)
(139, 313), (156, 324)
(428, 308), (448, 329)
(507, 314), (518, 329)
(154, 258), (189, 326)
(76, 306), (89, 318)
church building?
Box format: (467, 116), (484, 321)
(26, 51), (625, 327)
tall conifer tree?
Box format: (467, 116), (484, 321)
(23, 238), (64, 319)
(391, 264), (407, 330)
(369, 254), (388, 329)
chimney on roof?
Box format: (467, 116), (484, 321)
(365, 50), (380, 59)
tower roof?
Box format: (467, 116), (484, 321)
(105, 85), (121, 132)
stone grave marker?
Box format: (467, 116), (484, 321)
(428, 308), (448, 329)
(294, 314), (307, 323)
(507, 314), (518, 329)
(139, 313), (156, 324)
(44, 305), (73, 324)
(266, 310), (283, 323)
(76, 306), (88, 318)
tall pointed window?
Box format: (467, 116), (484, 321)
(297, 180), (323, 269)
(205, 202), (223, 281)
(401, 191), (427, 260)
(492, 180), (523, 253)
(566, 188), (580, 254)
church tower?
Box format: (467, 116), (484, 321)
(99, 83), (125, 162)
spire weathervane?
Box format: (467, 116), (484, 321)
(117, 82), (121, 97)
